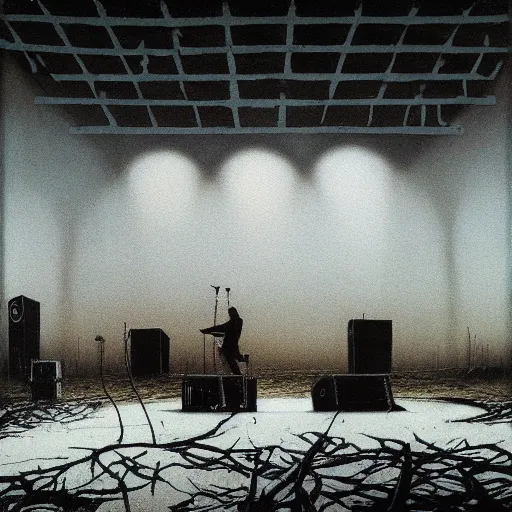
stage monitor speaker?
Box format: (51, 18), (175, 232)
(130, 328), (170, 377)
(30, 360), (62, 401)
(312, 374), (394, 412)
(9, 295), (40, 380)
(182, 375), (257, 412)
(348, 319), (392, 374)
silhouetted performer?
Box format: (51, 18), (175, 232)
(201, 307), (243, 375)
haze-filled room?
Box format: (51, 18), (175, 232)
(0, 1), (511, 510)
(1, 0), (511, 375)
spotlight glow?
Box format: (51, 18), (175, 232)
(220, 148), (297, 229)
(127, 151), (199, 225)
(314, 146), (391, 224)
(313, 146), (393, 292)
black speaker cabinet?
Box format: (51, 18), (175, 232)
(348, 319), (392, 374)
(130, 328), (170, 377)
(182, 375), (257, 412)
(312, 374), (395, 412)
(30, 360), (62, 401)
(9, 295), (40, 380)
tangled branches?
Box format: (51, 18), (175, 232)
(0, 400), (102, 440)
(0, 409), (511, 512)
(0, 414), (235, 511)
(169, 429), (512, 511)
(444, 399), (512, 425)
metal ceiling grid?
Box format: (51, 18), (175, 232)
(0, 0), (510, 135)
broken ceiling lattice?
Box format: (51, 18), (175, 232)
(0, 0), (510, 135)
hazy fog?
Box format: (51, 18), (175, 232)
(1, 55), (510, 374)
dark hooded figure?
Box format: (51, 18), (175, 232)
(201, 306), (243, 375)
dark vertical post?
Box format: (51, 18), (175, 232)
(507, 12), (512, 374)
(76, 336), (80, 375)
(203, 334), (206, 374)
(0, 51), (6, 378)
(467, 326), (471, 372)
(211, 285), (219, 373)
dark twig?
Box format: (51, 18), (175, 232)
(96, 335), (124, 444)
(124, 324), (157, 444)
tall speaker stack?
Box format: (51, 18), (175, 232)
(8, 295), (40, 380)
(130, 328), (170, 377)
(348, 319), (392, 374)
(312, 319), (396, 412)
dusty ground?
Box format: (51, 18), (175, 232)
(1, 367), (510, 405)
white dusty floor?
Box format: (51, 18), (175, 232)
(1, 398), (511, 511)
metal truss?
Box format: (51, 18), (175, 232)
(1, 0), (510, 135)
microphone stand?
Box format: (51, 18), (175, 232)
(203, 333), (206, 374)
(211, 285), (220, 373)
